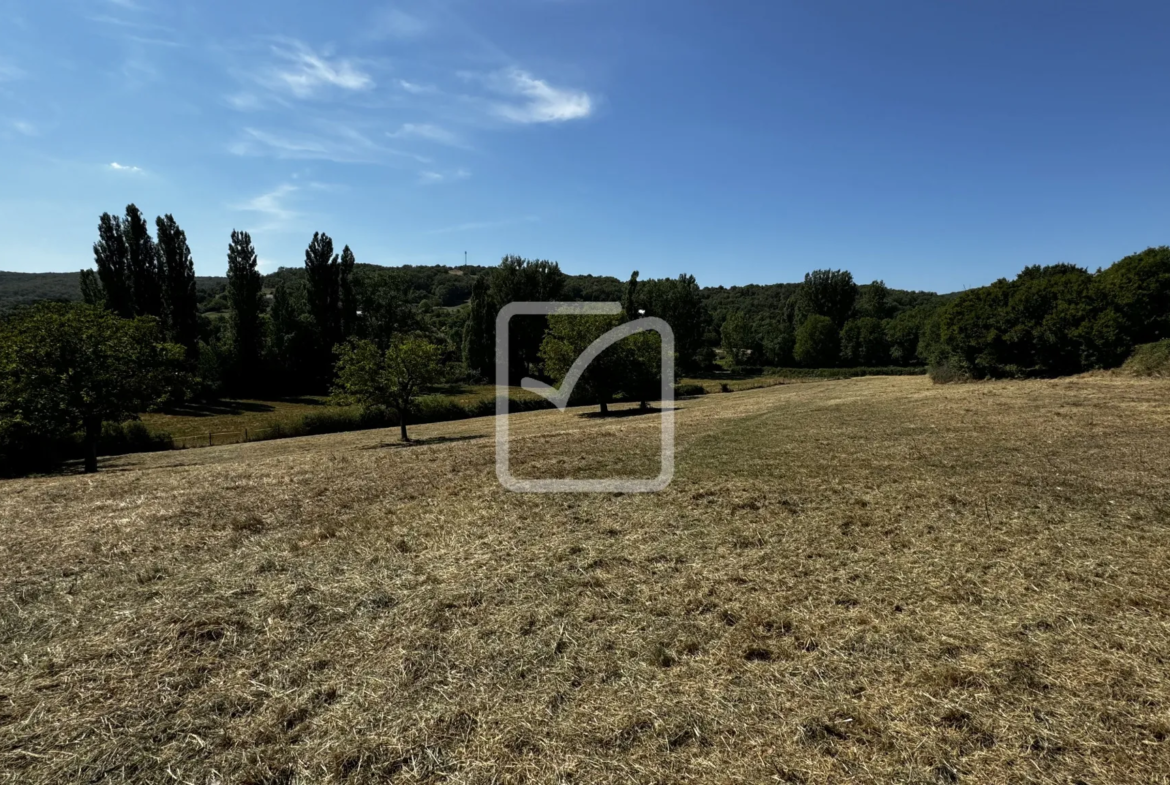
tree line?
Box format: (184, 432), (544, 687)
(1, 202), (1166, 473)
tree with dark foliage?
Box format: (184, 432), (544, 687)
(123, 204), (162, 318)
(226, 230), (264, 392)
(0, 303), (183, 472)
(93, 212), (133, 318)
(155, 214), (199, 357)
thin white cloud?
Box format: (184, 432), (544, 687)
(369, 8), (428, 39)
(237, 184), (298, 220)
(418, 168), (470, 185)
(109, 162), (143, 172)
(232, 184), (302, 233)
(388, 123), (465, 148)
(232, 126), (427, 165)
(0, 62), (25, 82)
(397, 79), (435, 95)
(486, 68), (593, 124)
(10, 120), (36, 136)
(265, 41), (373, 98)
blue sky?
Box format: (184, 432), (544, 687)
(1, 0), (1167, 292)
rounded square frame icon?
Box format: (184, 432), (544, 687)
(495, 301), (675, 493)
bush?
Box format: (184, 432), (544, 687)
(928, 362), (969, 384)
(674, 383), (707, 397)
(1121, 340), (1170, 377)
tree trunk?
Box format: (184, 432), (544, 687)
(599, 401), (608, 415)
(399, 408), (410, 442)
(83, 418), (101, 473)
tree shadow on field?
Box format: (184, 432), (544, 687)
(359, 435), (486, 451)
(158, 399), (277, 417)
(577, 405), (680, 420)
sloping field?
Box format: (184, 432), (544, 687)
(2, 376), (1169, 783)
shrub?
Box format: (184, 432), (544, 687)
(1121, 340), (1170, 377)
(673, 383), (707, 398)
(928, 362), (969, 384)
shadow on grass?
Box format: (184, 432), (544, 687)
(158, 399), (276, 417)
(359, 434), (486, 451)
(577, 405), (676, 420)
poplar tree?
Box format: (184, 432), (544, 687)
(155, 214), (199, 357)
(123, 204), (162, 318)
(93, 213), (133, 318)
(226, 231), (264, 392)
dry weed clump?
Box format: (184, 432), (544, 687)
(0, 375), (1168, 783)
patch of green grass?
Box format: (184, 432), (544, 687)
(1122, 339), (1170, 376)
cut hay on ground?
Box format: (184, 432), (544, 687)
(1, 376), (1169, 783)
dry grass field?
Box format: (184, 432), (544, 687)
(2, 375), (1169, 784)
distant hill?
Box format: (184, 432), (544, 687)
(1, 266), (941, 316)
(0, 271), (227, 313)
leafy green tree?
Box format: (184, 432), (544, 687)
(635, 274), (708, 372)
(0, 303), (184, 472)
(539, 312), (628, 414)
(333, 336), (442, 441)
(461, 275), (494, 379)
(268, 279), (313, 389)
(793, 269), (858, 329)
(226, 230), (264, 392)
(885, 306), (932, 365)
(123, 204), (162, 318)
(155, 214), (199, 357)
(759, 319), (795, 366)
(857, 280), (891, 320)
(840, 317), (890, 366)
(490, 256), (566, 381)
(794, 314), (840, 367)
(1094, 246), (1170, 347)
(93, 213), (133, 317)
(720, 311), (753, 367)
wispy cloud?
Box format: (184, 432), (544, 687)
(231, 125), (425, 165)
(0, 62), (25, 82)
(485, 68), (593, 124)
(425, 215), (538, 234)
(237, 183), (297, 220)
(418, 168), (471, 185)
(397, 79), (435, 95)
(368, 7), (428, 39)
(109, 162), (143, 172)
(388, 123), (466, 148)
(10, 120), (36, 136)
(263, 40), (373, 99)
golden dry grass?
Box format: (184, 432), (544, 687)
(2, 375), (1169, 784)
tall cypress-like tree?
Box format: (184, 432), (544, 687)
(622, 270), (640, 319)
(155, 214), (199, 357)
(93, 213), (133, 318)
(304, 232), (340, 385)
(339, 245), (357, 340)
(79, 269), (106, 307)
(123, 204), (162, 318)
(304, 232), (339, 340)
(226, 230), (264, 393)
(461, 275), (494, 379)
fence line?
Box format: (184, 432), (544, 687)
(172, 427), (279, 449)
